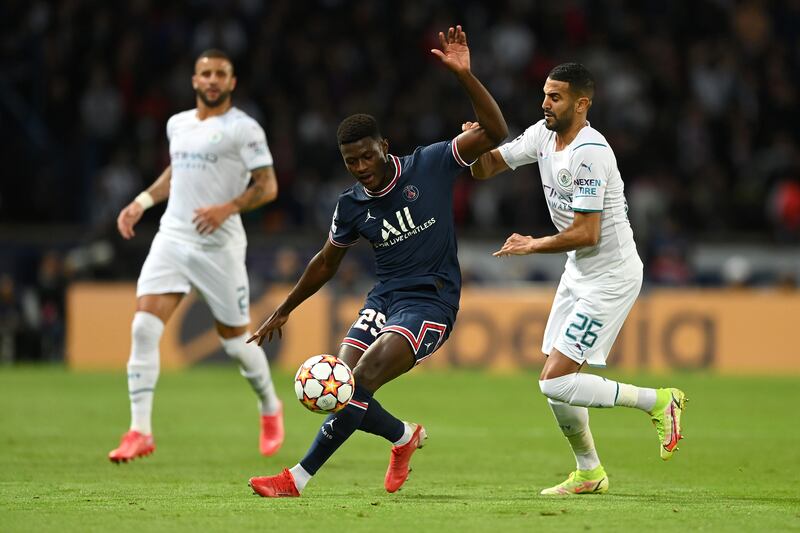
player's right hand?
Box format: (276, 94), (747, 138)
(117, 202), (145, 240)
(248, 309), (289, 346)
(462, 121), (481, 132)
(493, 232), (537, 257)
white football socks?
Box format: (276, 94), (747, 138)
(547, 399), (601, 471)
(539, 373), (616, 408)
(289, 464), (311, 493)
(539, 373), (657, 412)
(127, 311), (163, 435)
(615, 382), (657, 411)
(220, 333), (280, 415)
(392, 422), (414, 446)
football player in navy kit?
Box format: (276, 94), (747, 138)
(247, 26), (508, 497)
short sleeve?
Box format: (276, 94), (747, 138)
(402, 141), (468, 188)
(499, 123), (543, 170)
(328, 201), (359, 247)
(236, 119), (274, 170)
(570, 144), (610, 213)
(414, 140), (468, 172)
(450, 137), (475, 167)
(166, 116), (176, 142)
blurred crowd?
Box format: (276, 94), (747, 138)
(1, 0), (799, 359)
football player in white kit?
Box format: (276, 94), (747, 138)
(470, 63), (686, 494)
(108, 49), (284, 462)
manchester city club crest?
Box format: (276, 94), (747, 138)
(403, 185), (419, 202)
(209, 131), (223, 144)
(557, 168), (573, 190)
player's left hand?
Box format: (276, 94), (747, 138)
(192, 202), (238, 235)
(431, 25), (470, 74)
(493, 233), (537, 257)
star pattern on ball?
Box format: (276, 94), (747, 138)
(321, 375), (340, 396)
(295, 354), (355, 415)
(301, 395), (318, 411)
(297, 366), (312, 385)
(321, 355), (339, 366)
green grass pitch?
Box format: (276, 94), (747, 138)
(1, 366), (798, 532)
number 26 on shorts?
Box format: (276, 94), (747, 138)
(565, 313), (603, 348)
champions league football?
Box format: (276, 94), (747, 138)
(294, 355), (355, 414)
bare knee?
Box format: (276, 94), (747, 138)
(350, 333), (415, 392)
(540, 366), (566, 381)
(352, 360), (382, 392)
(539, 349), (581, 380)
(215, 322), (248, 339)
(136, 293), (182, 323)
(336, 346), (364, 374)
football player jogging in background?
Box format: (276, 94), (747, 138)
(108, 49), (284, 462)
(469, 63), (686, 495)
(247, 25), (508, 497)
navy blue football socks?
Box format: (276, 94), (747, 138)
(300, 385), (373, 475)
(358, 396), (405, 442)
(299, 384), (406, 475)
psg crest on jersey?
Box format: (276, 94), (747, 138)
(403, 185), (419, 202)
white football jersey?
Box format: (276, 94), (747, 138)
(159, 107), (273, 248)
(498, 120), (641, 278)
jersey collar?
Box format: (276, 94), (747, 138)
(364, 154), (402, 197)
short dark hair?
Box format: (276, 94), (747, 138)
(196, 49), (234, 71)
(337, 114), (382, 145)
(548, 63), (594, 98)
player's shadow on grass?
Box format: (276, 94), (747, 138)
(396, 493), (533, 503)
(610, 493), (800, 504)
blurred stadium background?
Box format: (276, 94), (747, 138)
(3, 2), (800, 531)
(1, 0), (798, 369)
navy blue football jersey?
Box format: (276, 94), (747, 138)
(329, 139), (471, 309)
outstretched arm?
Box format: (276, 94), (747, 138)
(193, 166), (278, 235)
(493, 212), (601, 256)
(117, 166), (172, 240)
(470, 149), (509, 179)
(431, 25), (508, 163)
(248, 240), (348, 345)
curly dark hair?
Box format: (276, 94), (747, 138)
(336, 113), (383, 145)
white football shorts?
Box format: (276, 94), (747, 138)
(136, 232), (250, 327)
(543, 266), (642, 367)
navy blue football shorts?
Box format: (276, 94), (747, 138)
(340, 287), (458, 365)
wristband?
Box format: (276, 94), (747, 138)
(134, 191), (154, 210)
